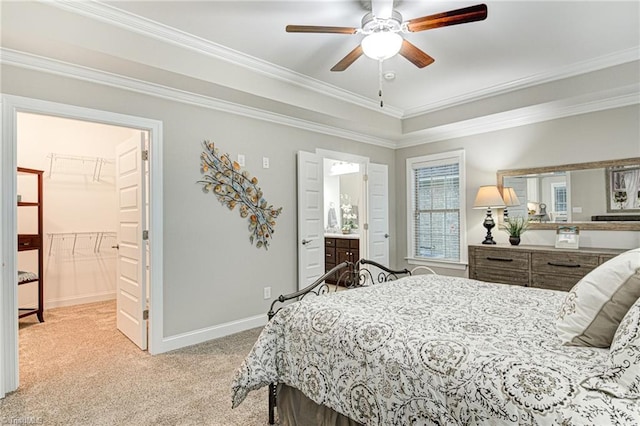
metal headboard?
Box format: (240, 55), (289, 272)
(266, 258), (415, 425)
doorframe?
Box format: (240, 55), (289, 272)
(315, 149), (370, 260)
(0, 95), (164, 397)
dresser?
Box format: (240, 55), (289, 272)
(468, 244), (626, 291)
(325, 235), (359, 285)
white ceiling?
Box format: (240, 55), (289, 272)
(101, 0), (640, 114)
(0, 0), (638, 145)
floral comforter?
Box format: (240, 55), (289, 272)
(231, 275), (640, 425)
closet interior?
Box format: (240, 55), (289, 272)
(17, 112), (139, 318)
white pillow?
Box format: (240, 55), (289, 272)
(556, 248), (640, 347)
(581, 296), (640, 399)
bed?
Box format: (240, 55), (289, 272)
(231, 258), (640, 425)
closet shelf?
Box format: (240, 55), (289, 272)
(46, 153), (115, 181)
(47, 231), (117, 256)
(17, 167), (44, 322)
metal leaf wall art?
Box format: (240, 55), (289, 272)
(198, 140), (282, 250)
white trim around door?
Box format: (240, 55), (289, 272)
(0, 95), (164, 397)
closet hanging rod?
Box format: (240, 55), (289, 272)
(47, 231), (117, 255)
(46, 153), (115, 181)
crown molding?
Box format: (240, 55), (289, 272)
(50, 0), (404, 119)
(403, 48), (640, 119)
(395, 84), (640, 148)
(3, 48), (637, 151)
(0, 48), (396, 149)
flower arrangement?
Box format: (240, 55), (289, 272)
(500, 216), (529, 237)
(340, 194), (358, 232)
(198, 140), (282, 250)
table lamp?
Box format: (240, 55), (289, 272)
(502, 187), (521, 218)
(473, 185), (505, 244)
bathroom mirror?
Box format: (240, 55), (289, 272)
(497, 158), (640, 231)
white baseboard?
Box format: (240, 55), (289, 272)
(156, 313), (267, 354)
(45, 292), (116, 309)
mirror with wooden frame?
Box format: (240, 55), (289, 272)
(497, 158), (640, 231)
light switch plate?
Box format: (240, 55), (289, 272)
(237, 154), (245, 167)
(263, 157), (270, 168)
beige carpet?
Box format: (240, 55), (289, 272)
(1, 300), (269, 425)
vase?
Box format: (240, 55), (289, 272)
(509, 236), (521, 246)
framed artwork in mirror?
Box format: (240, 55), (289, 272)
(606, 166), (640, 213)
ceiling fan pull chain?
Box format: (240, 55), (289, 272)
(378, 59), (384, 108)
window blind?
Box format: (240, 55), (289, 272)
(413, 163), (460, 261)
(554, 186), (567, 213)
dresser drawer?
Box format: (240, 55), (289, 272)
(472, 247), (530, 271)
(335, 237), (359, 248)
(471, 267), (529, 286)
(18, 234), (40, 251)
(325, 238), (336, 247)
(599, 254), (619, 264)
(531, 273), (580, 292)
(532, 252), (599, 277)
(336, 238), (350, 248)
(325, 247), (336, 263)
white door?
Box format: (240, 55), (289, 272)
(297, 151), (324, 290)
(115, 133), (147, 350)
(367, 163), (389, 267)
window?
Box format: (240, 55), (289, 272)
(407, 151), (466, 265)
(552, 183), (567, 214)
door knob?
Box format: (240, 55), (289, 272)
(301, 239), (312, 245)
(384, 234), (389, 238)
(112, 244), (120, 250)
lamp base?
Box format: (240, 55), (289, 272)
(481, 208), (496, 245)
(482, 235), (497, 245)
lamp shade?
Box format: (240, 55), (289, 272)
(502, 187), (521, 207)
(361, 32), (403, 60)
(473, 185), (506, 209)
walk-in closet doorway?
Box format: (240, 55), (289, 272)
(1, 95), (165, 397)
(16, 111), (151, 346)
(19, 113), (140, 310)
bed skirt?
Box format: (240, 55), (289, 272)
(277, 384), (363, 426)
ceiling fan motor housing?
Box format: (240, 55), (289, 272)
(361, 10), (403, 34)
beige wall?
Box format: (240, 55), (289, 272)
(395, 105), (640, 276)
(570, 169), (608, 222)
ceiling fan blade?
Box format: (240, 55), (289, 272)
(286, 25), (357, 34)
(330, 45), (364, 72)
(406, 3), (487, 32)
(399, 39), (435, 68)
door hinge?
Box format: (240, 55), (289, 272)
(142, 230), (149, 240)
(143, 309), (149, 320)
(363, 174), (369, 182)
(363, 223), (369, 230)
(142, 150), (149, 161)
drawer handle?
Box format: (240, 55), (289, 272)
(20, 242), (31, 246)
(547, 262), (581, 268)
(486, 256), (513, 262)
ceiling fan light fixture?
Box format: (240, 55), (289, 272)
(361, 31), (403, 60)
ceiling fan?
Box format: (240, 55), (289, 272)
(286, 2), (488, 72)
